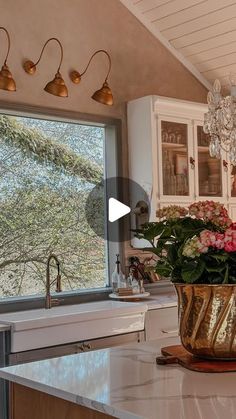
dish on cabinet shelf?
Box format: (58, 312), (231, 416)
(162, 142), (185, 149)
(198, 146), (209, 151)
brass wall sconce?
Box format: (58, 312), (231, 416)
(70, 49), (113, 106)
(0, 27), (16, 92)
(23, 37), (68, 98)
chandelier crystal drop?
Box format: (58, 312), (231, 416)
(203, 79), (236, 165)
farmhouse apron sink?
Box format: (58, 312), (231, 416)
(0, 300), (147, 352)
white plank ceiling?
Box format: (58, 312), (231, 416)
(120, 0), (236, 92)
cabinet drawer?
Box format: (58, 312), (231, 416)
(145, 306), (178, 341)
(84, 331), (144, 351)
(8, 331), (145, 365)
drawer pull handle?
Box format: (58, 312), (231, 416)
(83, 343), (91, 350)
(190, 157), (195, 169)
(161, 329), (178, 335)
(223, 159), (228, 172)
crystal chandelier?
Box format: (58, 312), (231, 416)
(203, 79), (236, 165)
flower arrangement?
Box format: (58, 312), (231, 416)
(134, 201), (236, 284)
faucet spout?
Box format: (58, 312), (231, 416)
(45, 254), (62, 309)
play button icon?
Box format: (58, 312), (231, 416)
(109, 198), (131, 222)
(85, 176), (149, 242)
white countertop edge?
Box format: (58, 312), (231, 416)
(0, 302), (148, 332)
(0, 370), (142, 419)
(146, 301), (177, 310)
(0, 301), (176, 331)
(0, 295), (177, 332)
(0, 370), (79, 404)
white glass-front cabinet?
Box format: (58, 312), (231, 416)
(128, 96), (235, 248)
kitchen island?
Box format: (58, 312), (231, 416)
(0, 335), (235, 419)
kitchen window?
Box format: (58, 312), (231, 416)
(0, 111), (118, 299)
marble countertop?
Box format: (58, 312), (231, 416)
(144, 292), (177, 310)
(1, 336), (235, 419)
(108, 291), (177, 310)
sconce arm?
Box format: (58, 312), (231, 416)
(0, 27), (11, 65)
(26, 37), (64, 74)
(81, 49), (111, 81)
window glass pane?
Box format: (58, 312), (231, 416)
(0, 114), (107, 298)
(197, 126), (222, 197)
(161, 121), (189, 196)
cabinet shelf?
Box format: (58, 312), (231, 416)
(162, 142), (186, 149)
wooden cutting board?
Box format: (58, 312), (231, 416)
(156, 345), (236, 373)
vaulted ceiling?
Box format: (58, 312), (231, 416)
(120, 0), (236, 92)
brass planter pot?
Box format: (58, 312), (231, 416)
(174, 284), (236, 359)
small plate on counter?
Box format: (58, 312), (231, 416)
(109, 292), (150, 300)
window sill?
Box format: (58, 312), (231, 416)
(0, 281), (173, 313)
(0, 287), (112, 313)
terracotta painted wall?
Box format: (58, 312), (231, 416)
(1, 0), (208, 264)
(1, 0), (207, 119)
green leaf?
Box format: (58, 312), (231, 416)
(140, 247), (162, 256)
(166, 244), (178, 265)
(160, 226), (172, 239)
(181, 259), (205, 283)
(155, 262), (172, 278)
(211, 276), (225, 284)
(229, 275), (236, 284)
(210, 253), (229, 262)
(223, 264), (229, 284)
(229, 253), (236, 262)
(206, 264), (226, 273)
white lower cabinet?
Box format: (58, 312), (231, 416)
(145, 306), (178, 341)
(8, 306), (179, 365)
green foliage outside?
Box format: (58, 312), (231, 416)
(0, 115), (106, 297)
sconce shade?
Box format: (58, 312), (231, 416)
(92, 81), (113, 106)
(44, 72), (68, 97)
(0, 27), (16, 92)
(0, 63), (16, 92)
(71, 50), (113, 105)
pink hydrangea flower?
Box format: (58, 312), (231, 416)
(224, 241), (236, 252)
(214, 233), (225, 249)
(199, 230), (225, 251)
(189, 201), (232, 229)
(223, 227), (236, 251)
(156, 205), (188, 220)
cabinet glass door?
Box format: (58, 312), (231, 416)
(197, 126), (222, 197)
(230, 166), (236, 197)
(161, 121), (189, 196)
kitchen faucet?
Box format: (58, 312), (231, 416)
(45, 254), (62, 309)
